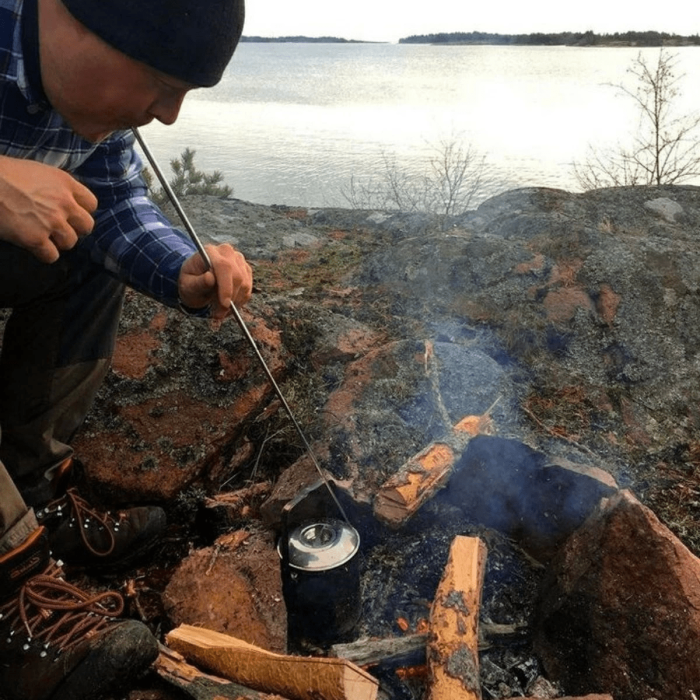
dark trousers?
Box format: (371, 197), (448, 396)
(0, 241), (124, 552)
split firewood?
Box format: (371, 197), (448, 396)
(373, 400), (500, 528)
(155, 644), (289, 700)
(428, 536), (487, 700)
(166, 624), (379, 700)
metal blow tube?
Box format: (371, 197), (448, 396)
(132, 127), (350, 525)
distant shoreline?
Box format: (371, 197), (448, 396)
(240, 31), (700, 47)
(399, 30), (700, 47)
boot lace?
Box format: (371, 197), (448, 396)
(38, 487), (123, 557)
(0, 561), (124, 656)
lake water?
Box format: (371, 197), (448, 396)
(140, 43), (700, 209)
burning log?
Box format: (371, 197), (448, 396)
(155, 644), (288, 699)
(373, 442), (457, 528)
(428, 536), (487, 700)
(166, 624), (379, 700)
(373, 400), (498, 529)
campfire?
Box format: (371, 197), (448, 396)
(144, 401), (700, 700)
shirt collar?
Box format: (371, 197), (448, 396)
(4, 0), (49, 111)
(19, 0), (48, 110)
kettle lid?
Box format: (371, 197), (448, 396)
(282, 519), (360, 571)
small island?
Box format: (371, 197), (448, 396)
(399, 30), (700, 47)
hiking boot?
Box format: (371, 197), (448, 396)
(36, 485), (167, 571)
(0, 527), (159, 700)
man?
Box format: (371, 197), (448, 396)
(0, 0), (251, 698)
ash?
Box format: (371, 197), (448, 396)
(357, 500), (553, 699)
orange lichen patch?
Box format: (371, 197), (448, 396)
(72, 433), (182, 501)
(543, 286), (594, 323)
(336, 328), (382, 357)
(322, 342), (402, 430)
(526, 284), (540, 301)
(247, 317), (283, 352)
(514, 253), (545, 275)
(597, 283), (622, 325)
(283, 208), (308, 220)
(217, 350), (252, 382)
(149, 311), (168, 332)
(230, 383), (274, 427)
(74, 382), (274, 500)
(113, 330), (162, 380)
(620, 397), (652, 447)
(118, 384), (269, 453)
(312, 326), (384, 369)
(328, 229), (348, 240)
(287, 249), (310, 263)
(118, 393), (234, 448)
(452, 298), (496, 324)
(548, 258), (584, 287)
(327, 286), (357, 297)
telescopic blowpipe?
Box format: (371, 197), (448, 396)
(132, 127), (350, 525)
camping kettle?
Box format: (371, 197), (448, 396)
(278, 483), (362, 647)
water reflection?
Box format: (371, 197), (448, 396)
(141, 44), (700, 208)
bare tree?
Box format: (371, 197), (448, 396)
(343, 135), (490, 217)
(574, 49), (700, 190)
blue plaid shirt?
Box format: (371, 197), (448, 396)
(0, 0), (200, 311)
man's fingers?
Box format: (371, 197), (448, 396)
(232, 262), (253, 307)
(66, 205), (96, 238)
(210, 246), (253, 312)
(49, 225), (80, 252)
(72, 181), (99, 214)
(178, 245), (254, 316)
(27, 238), (60, 264)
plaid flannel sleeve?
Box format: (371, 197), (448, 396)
(72, 129), (205, 313)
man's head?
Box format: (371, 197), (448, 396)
(61, 0), (245, 88)
(38, 0), (245, 142)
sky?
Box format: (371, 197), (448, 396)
(243, 0), (700, 44)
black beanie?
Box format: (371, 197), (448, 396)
(61, 0), (245, 87)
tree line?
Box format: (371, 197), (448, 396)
(399, 31), (700, 47)
(240, 36), (360, 43)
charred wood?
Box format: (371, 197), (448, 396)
(329, 622), (528, 668)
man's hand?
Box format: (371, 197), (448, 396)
(178, 243), (253, 319)
(0, 156), (98, 263)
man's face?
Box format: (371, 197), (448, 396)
(40, 0), (196, 142)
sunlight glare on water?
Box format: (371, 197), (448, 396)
(141, 43), (700, 208)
